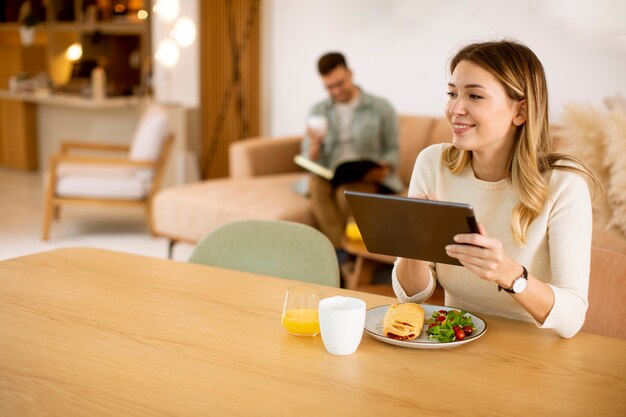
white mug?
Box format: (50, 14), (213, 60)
(319, 296), (366, 355)
(307, 115), (328, 135)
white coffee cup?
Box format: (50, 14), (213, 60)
(307, 115), (328, 135)
(318, 296), (366, 355)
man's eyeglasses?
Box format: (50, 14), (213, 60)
(325, 78), (347, 91)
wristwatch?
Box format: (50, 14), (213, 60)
(498, 266), (528, 294)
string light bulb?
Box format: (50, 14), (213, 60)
(155, 38), (179, 68)
(171, 16), (197, 47)
(153, 0), (179, 23)
(65, 43), (83, 62)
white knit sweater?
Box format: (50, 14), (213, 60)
(392, 143), (593, 338)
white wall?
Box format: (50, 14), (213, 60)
(265, 0), (626, 136)
(152, 0), (200, 108)
(150, 1), (201, 184)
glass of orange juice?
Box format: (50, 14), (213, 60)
(281, 285), (323, 337)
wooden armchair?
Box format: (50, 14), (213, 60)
(42, 105), (174, 240)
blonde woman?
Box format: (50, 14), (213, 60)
(393, 40), (600, 338)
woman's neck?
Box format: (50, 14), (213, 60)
(471, 144), (514, 182)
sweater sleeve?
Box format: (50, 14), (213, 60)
(407, 144), (443, 197)
(536, 170), (593, 338)
(392, 258), (437, 302)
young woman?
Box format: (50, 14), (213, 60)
(393, 40), (600, 338)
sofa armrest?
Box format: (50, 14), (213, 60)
(229, 135), (303, 178)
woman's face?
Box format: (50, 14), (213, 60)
(445, 60), (524, 156)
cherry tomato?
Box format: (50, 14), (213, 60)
(438, 310), (448, 315)
(453, 325), (461, 332)
(428, 323), (437, 329)
(463, 325), (474, 336)
(455, 330), (465, 340)
(436, 315), (446, 323)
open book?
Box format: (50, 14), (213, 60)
(294, 155), (382, 187)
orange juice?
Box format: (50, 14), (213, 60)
(281, 308), (320, 336)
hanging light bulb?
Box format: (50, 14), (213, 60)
(155, 38), (179, 68)
(171, 16), (196, 47)
(65, 43), (83, 62)
(153, 0), (179, 23)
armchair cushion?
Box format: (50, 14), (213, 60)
(55, 163), (150, 199)
(129, 104), (170, 161)
(55, 163), (150, 200)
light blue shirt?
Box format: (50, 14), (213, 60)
(301, 88), (402, 193)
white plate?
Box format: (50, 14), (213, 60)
(364, 304), (487, 349)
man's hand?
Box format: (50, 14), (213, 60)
(363, 163), (390, 183)
(306, 127), (326, 160)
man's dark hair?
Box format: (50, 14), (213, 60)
(318, 52), (348, 75)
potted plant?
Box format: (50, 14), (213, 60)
(18, 2), (37, 46)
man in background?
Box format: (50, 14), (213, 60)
(301, 52), (402, 260)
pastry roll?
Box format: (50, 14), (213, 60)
(383, 303), (425, 341)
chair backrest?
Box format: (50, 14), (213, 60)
(188, 220), (340, 287)
(130, 104), (170, 161)
(582, 247), (626, 339)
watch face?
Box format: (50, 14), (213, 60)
(513, 277), (527, 293)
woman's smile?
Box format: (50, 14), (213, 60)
(451, 121), (475, 134)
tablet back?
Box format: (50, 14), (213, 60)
(344, 191), (478, 266)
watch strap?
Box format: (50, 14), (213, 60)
(498, 265), (528, 293)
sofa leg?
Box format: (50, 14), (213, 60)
(167, 239), (177, 259)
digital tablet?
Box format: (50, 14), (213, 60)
(344, 191), (479, 266)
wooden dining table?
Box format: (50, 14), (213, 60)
(1, 247), (624, 417)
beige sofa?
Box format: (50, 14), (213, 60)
(153, 115), (451, 248)
(153, 114), (626, 257)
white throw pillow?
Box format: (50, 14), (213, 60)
(129, 104), (170, 161)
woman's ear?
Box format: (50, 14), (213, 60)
(513, 99), (527, 126)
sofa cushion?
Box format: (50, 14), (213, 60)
(153, 173), (315, 242)
(398, 116), (451, 185)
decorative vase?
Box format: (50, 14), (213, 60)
(19, 26), (35, 46)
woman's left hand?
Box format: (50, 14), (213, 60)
(445, 223), (521, 287)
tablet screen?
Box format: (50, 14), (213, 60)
(344, 191), (478, 266)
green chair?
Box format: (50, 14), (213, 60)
(188, 220), (340, 287)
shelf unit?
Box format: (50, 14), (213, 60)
(0, 1), (150, 90)
(0, 1), (151, 170)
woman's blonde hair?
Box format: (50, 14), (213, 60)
(442, 40), (601, 245)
